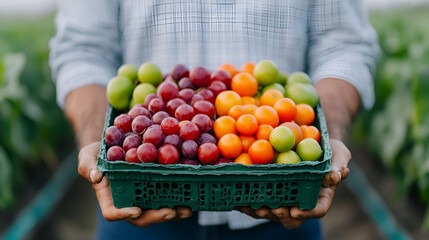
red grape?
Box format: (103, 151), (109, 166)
(163, 134), (182, 148)
(178, 89), (195, 103)
(143, 126), (164, 148)
(158, 144), (180, 165)
(190, 66), (210, 87)
(198, 143), (219, 165)
(181, 140), (198, 159)
(128, 106), (151, 119)
(107, 146), (125, 161)
(189, 94), (205, 106)
(137, 143), (158, 163)
(131, 115), (152, 134)
(152, 111), (170, 125)
(207, 81), (227, 96)
(192, 100), (215, 119)
(166, 98), (186, 116)
(178, 77), (196, 90)
(125, 148), (140, 163)
(191, 114), (212, 133)
(175, 104), (195, 121)
(161, 117), (180, 135)
(148, 98), (166, 114)
(157, 81), (179, 102)
(196, 133), (217, 146)
(178, 121), (200, 141)
(197, 89), (215, 103)
(143, 93), (159, 108)
(122, 134), (142, 152)
(114, 114), (133, 133)
(105, 126), (125, 147)
(210, 70), (232, 88)
(171, 64), (190, 81)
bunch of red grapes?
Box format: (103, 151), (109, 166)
(105, 64), (234, 165)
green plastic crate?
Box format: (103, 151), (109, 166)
(97, 103), (331, 211)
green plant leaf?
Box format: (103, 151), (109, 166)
(0, 59), (4, 86)
(0, 146), (14, 209)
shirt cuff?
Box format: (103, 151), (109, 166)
(55, 62), (115, 109)
(310, 59), (375, 109)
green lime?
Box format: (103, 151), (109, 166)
(118, 64), (138, 82)
(287, 72), (311, 86)
(138, 62), (163, 86)
(106, 76), (134, 110)
(286, 83), (319, 108)
(132, 83), (156, 104)
(253, 60), (279, 86)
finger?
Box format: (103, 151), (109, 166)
(94, 177), (142, 221)
(323, 139), (351, 187)
(290, 186), (336, 219)
(174, 206), (193, 219)
(255, 207), (278, 221)
(128, 208), (179, 228)
(271, 207), (289, 219)
(78, 142), (104, 183)
(271, 207), (304, 229)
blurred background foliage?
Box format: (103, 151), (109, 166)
(1, 3), (429, 229)
(0, 15), (73, 209)
(353, 7), (429, 225)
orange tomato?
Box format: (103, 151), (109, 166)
(231, 72), (258, 97)
(218, 133), (242, 159)
(254, 106), (279, 128)
(240, 62), (256, 75)
(248, 140), (274, 164)
(234, 153), (253, 165)
(294, 103), (315, 125)
(215, 90), (242, 116)
(259, 89), (284, 107)
(213, 116), (237, 139)
(274, 98), (297, 123)
(236, 114), (259, 136)
(255, 124), (274, 140)
(302, 125), (321, 142)
(228, 105), (246, 120)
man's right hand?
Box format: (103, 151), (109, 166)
(78, 142), (193, 227)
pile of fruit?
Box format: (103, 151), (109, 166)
(105, 60), (322, 166)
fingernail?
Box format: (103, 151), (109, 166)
(89, 170), (96, 182)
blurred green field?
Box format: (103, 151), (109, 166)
(0, 15), (73, 209)
(352, 7), (429, 226)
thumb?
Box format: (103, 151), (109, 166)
(78, 142), (104, 183)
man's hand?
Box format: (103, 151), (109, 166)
(237, 138), (351, 229)
(79, 142), (193, 227)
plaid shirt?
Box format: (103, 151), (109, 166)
(50, 0), (378, 230)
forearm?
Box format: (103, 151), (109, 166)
(65, 84), (108, 148)
(315, 78), (360, 141)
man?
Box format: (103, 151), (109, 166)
(50, 0), (378, 239)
